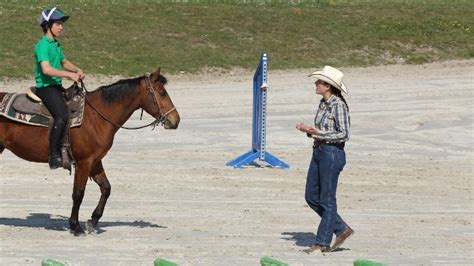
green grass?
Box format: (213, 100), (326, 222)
(0, 0), (472, 78)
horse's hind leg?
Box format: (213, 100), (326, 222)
(0, 133), (5, 154)
(69, 159), (93, 236)
(86, 160), (111, 233)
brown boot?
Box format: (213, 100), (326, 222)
(328, 227), (354, 252)
(303, 244), (330, 254)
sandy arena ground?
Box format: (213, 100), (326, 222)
(1, 60), (473, 265)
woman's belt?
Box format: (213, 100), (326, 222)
(313, 139), (345, 148)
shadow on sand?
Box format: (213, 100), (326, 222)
(281, 232), (350, 252)
(281, 231), (317, 247)
(0, 213), (166, 234)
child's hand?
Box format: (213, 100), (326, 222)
(68, 72), (81, 83)
(76, 69), (85, 80)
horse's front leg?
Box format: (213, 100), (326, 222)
(69, 160), (93, 236)
(86, 160), (111, 233)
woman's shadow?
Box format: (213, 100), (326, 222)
(0, 213), (166, 234)
(281, 232), (350, 252)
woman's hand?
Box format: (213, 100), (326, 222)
(296, 122), (308, 132)
(296, 122), (320, 135)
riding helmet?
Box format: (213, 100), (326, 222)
(39, 7), (69, 26)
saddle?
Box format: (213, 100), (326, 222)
(13, 85), (82, 119)
(0, 84), (86, 172)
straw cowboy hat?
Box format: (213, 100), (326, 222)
(308, 66), (348, 94)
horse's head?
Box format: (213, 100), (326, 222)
(141, 68), (180, 129)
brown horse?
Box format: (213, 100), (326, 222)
(0, 68), (180, 235)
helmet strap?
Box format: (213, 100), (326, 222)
(46, 23), (57, 38)
(43, 7), (58, 38)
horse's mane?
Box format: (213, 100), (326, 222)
(98, 74), (168, 104)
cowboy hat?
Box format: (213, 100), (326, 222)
(308, 65), (348, 94)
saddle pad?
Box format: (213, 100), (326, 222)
(0, 93), (85, 128)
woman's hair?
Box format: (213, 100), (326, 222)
(327, 83), (351, 125)
(330, 86), (349, 112)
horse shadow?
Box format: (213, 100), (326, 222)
(281, 232), (350, 252)
(0, 213), (166, 234)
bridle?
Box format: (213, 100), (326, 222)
(84, 74), (176, 130)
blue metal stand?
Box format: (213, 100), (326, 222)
(227, 53), (289, 169)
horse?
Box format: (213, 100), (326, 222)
(0, 67), (180, 235)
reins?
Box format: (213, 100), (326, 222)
(80, 75), (175, 130)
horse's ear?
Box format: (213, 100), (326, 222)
(150, 67), (161, 82)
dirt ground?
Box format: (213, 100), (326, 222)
(1, 60), (473, 265)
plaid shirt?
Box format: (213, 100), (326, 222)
(313, 95), (350, 143)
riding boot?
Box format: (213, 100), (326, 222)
(49, 152), (62, 170)
(48, 122), (65, 170)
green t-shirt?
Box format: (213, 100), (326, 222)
(34, 35), (65, 88)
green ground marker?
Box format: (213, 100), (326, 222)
(353, 258), (386, 266)
(154, 258), (178, 266)
(41, 258), (65, 266)
(260, 256), (289, 266)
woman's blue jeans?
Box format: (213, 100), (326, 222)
(305, 143), (348, 246)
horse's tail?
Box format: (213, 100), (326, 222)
(0, 93), (5, 154)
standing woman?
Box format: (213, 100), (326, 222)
(296, 66), (354, 253)
(34, 7), (84, 169)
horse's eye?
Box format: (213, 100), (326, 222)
(159, 91), (167, 97)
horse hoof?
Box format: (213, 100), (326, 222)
(70, 227), (85, 236)
(86, 220), (96, 234)
(71, 230), (85, 236)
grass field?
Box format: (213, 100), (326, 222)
(0, 0), (472, 78)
